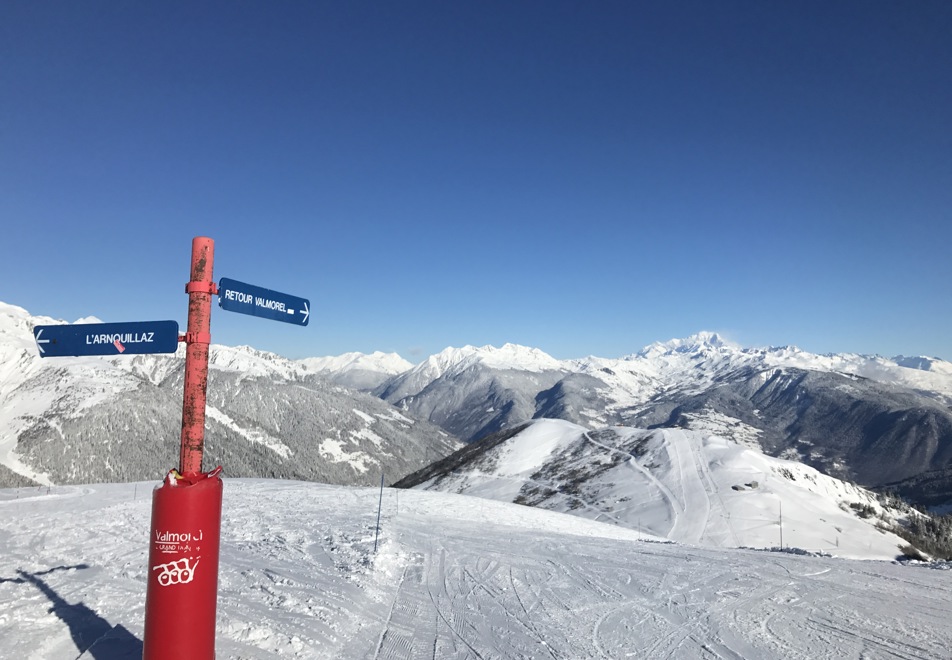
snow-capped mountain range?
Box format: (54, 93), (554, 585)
(299, 351), (414, 391)
(373, 333), (952, 506)
(378, 333), (952, 433)
(4, 299), (952, 509)
(0, 302), (458, 488)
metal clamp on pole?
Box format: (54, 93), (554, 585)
(178, 332), (212, 345)
(185, 281), (219, 295)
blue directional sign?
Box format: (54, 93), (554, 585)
(34, 321), (180, 358)
(218, 278), (310, 326)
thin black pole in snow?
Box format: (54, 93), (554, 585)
(779, 498), (783, 551)
(374, 472), (384, 553)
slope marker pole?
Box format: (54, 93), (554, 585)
(779, 498), (784, 551)
(180, 236), (216, 476)
(143, 237), (223, 660)
(374, 472), (385, 553)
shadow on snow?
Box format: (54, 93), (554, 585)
(3, 564), (142, 659)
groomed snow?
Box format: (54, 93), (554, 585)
(2, 479), (951, 659)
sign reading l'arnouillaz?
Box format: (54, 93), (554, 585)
(34, 320), (180, 357)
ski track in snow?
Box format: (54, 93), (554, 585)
(687, 432), (741, 548)
(581, 429), (716, 545)
(2, 480), (952, 659)
(581, 430), (683, 536)
(661, 429), (710, 545)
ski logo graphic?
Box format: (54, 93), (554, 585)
(153, 557), (200, 586)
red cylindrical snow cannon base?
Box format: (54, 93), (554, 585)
(143, 467), (223, 660)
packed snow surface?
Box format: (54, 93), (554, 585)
(2, 479), (952, 659)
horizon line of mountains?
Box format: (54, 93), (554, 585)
(2, 301), (952, 510)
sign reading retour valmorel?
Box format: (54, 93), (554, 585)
(218, 277), (310, 326)
(34, 320), (180, 357)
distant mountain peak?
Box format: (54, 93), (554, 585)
(895, 355), (939, 371)
(635, 331), (738, 359)
(433, 343), (564, 374)
(893, 355), (952, 377)
(0, 301), (32, 319)
(299, 351), (413, 376)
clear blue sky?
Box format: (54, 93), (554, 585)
(2, 1), (950, 362)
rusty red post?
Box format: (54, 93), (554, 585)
(143, 236), (223, 660)
(180, 236), (215, 475)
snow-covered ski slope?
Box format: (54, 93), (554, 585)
(413, 419), (912, 560)
(2, 480), (951, 659)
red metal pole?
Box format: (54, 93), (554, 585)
(180, 236), (215, 476)
(143, 236), (223, 660)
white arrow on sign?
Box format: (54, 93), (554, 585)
(35, 328), (49, 355)
(285, 303), (310, 324)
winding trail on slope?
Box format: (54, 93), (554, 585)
(661, 429), (713, 545)
(580, 431), (682, 535)
(687, 432), (741, 547)
(580, 430), (706, 541)
(577, 428), (740, 547)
